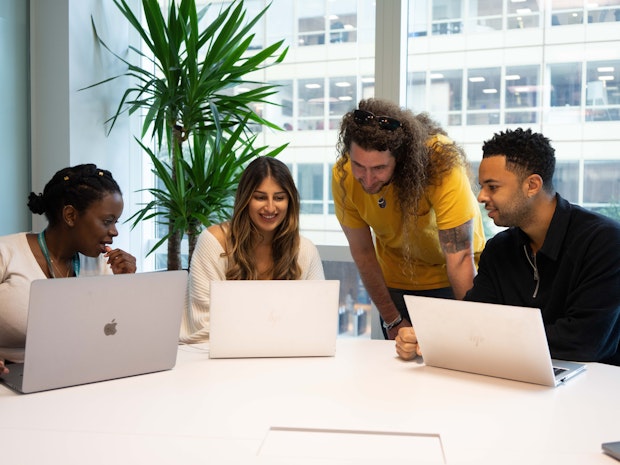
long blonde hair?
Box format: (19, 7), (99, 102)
(225, 157), (301, 280)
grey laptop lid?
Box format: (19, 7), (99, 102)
(404, 296), (586, 387)
(1, 270), (187, 394)
(208, 280), (340, 359)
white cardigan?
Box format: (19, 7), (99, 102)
(0, 233), (112, 362)
(180, 230), (325, 344)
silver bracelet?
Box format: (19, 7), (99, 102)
(382, 314), (403, 330)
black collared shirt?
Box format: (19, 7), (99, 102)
(466, 194), (620, 365)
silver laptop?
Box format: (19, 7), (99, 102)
(404, 296), (586, 387)
(0, 270), (187, 394)
(208, 280), (340, 358)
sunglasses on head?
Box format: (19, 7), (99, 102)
(353, 109), (402, 131)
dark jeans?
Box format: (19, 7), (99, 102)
(380, 287), (455, 339)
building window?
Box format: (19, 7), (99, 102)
(298, 78), (325, 130)
(265, 80), (294, 131)
(297, 163), (324, 214)
(585, 60), (620, 121)
(466, 67), (501, 125)
(552, 1), (620, 26)
(266, 0), (294, 47)
(584, 160), (620, 208)
(554, 161), (580, 204)
(506, 0), (540, 30)
(432, 0), (463, 35)
(467, 0), (502, 32)
(505, 65), (540, 124)
(329, 76), (356, 129)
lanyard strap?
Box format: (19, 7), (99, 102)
(37, 230), (80, 278)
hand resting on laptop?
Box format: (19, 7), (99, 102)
(395, 327), (422, 361)
(0, 360), (8, 375)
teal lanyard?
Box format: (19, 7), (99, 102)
(37, 230), (80, 278)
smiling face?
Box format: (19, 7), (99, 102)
(349, 141), (396, 195)
(70, 192), (124, 257)
(248, 176), (289, 238)
(477, 155), (532, 228)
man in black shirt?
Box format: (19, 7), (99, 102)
(396, 128), (620, 365)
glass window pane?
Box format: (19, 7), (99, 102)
(298, 0), (326, 46)
(551, 1), (585, 26)
(467, 67), (500, 124)
(244, 0), (265, 49)
(506, 0), (540, 29)
(584, 160), (620, 204)
(327, 163), (335, 215)
(434, 69), (462, 111)
(329, 76), (356, 129)
(507, 13), (540, 30)
(585, 59), (620, 121)
(298, 163), (324, 214)
(466, 0), (502, 32)
(298, 78), (325, 130)
(505, 65), (540, 124)
(505, 65), (540, 108)
(267, 0), (294, 48)
(409, 0), (429, 37)
(432, 0), (463, 35)
(508, 0), (540, 15)
(324, 262), (371, 337)
(554, 161), (580, 204)
(410, 69), (463, 127)
(407, 71), (426, 112)
(467, 67), (500, 109)
(265, 80), (294, 131)
(361, 75), (375, 100)
(587, 5), (620, 24)
(549, 62), (582, 107)
(328, 0), (357, 44)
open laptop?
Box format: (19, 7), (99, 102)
(208, 280), (340, 358)
(404, 296), (586, 387)
(0, 270), (187, 394)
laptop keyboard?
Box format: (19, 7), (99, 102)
(553, 366), (568, 376)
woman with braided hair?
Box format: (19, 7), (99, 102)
(0, 164), (136, 374)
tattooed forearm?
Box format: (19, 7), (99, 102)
(438, 220), (474, 254)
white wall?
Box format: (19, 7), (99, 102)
(1, 0), (30, 235)
(29, 0), (145, 269)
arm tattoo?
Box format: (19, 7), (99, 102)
(438, 220), (474, 254)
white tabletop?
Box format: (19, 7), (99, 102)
(1, 339), (619, 464)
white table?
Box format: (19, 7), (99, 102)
(1, 339), (619, 464)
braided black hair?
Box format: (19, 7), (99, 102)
(27, 164), (122, 226)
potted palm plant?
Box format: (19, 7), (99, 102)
(83, 0), (288, 269)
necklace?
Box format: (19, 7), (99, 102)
(376, 182), (391, 209)
(37, 230), (81, 278)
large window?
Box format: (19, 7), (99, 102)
(406, 0), (620, 226)
(144, 0), (620, 272)
(585, 60), (620, 121)
(466, 67), (501, 125)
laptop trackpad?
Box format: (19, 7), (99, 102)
(258, 426), (446, 463)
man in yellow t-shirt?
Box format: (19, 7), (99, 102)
(332, 98), (486, 339)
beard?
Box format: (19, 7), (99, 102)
(358, 178), (393, 195)
(488, 193), (531, 228)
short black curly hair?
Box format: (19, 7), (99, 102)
(482, 127), (556, 193)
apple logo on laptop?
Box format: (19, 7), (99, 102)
(268, 309), (282, 326)
(104, 319), (118, 336)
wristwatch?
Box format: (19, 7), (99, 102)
(382, 314), (403, 331)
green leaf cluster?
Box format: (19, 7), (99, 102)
(84, 0), (288, 269)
